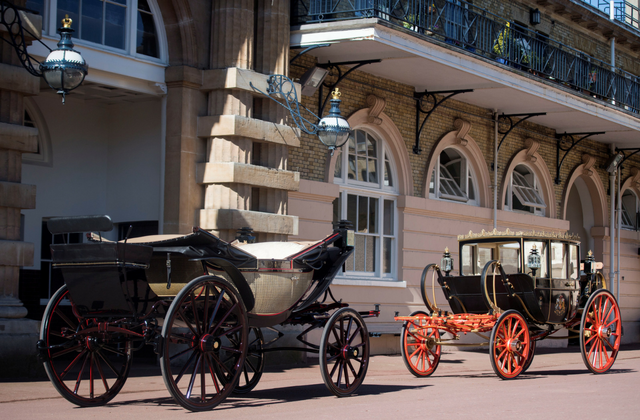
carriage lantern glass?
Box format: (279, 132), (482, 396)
(440, 247), (454, 276)
(527, 244), (541, 276)
(583, 250), (595, 275)
(40, 15), (88, 103)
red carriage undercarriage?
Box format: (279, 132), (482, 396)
(395, 230), (622, 379)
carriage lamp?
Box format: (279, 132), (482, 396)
(251, 75), (352, 155)
(527, 245), (541, 277)
(0, 3), (88, 104)
(583, 250), (595, 275)
(440, 247), (454, 276)
(40, 15), (88, 104)
(236, 227), (256, 244)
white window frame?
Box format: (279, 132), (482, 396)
(505, 165), (546, 216)
(333, 129), (399, 282)
(620, 189), (638, 230)
(429, 148), (478, 205)
(37, 0), (166, 63)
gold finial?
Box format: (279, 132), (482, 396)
(444, 247), (449, 253)
(588, 250), (593, 256)
(331, 88), (341, 100)
(532, 244), (536, 250)
(62, 14), (72, 29)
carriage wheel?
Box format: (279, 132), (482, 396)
(489, 310), (530, 379)
(39, 284), (133, 407)
(580, 289), (621, 374)
(419, 264), (440, 313)
(220, 327), (264, 394)
(319, 308), (370, 397)
(160, 276), (248, 411)
(400, 311), (441, 377)
(522, 339), (536, 373)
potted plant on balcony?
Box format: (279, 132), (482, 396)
(493, 22), (510, 64)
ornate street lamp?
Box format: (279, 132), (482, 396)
(1, 2), (88, 103)
(39, 15), (88, 103)
(251, 74), (351, 154)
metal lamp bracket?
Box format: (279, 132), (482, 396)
(0, 0), (51, 77)
(497, 113), (546, 151)
(555, 131), (605, 184)
(317, 59), (381, 116)
(616, 147), (640, 168)
(413, 89), (473, 155)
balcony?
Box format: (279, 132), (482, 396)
(292, 0), (640, 114)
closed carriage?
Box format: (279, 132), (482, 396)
(395, 229), (622, 379)
(37, 215), (378, 411)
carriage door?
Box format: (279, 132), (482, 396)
(549, 241), (574, 323)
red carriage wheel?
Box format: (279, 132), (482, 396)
(319, 307), (370, 397)
(580, 289), (622, 374)
(38, 285), (133, 406)
(522, 339), (536, 373)
(160, 276), (248, 411)
(400, 311), (441, 377)
(489, 310), (530, 379)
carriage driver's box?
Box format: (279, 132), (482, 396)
(50, 242), (155, 317)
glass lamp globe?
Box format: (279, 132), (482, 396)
(317, 88), (351, 154)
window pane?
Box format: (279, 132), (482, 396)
(334, 150), (342, 178)
(512, 169), (546, 208)
(367, 134), (377, 158)
(332, 197), (341, 223)
(477, 247), (493, 273)
(462, 245), (473, 275)
(551, 242), (566, 278)
(383, 200), (394, 235)
(384, 159), (393, 187)
(347, 194), (357, 228)
(357, 156), (366, 181)
(348, 155), (356, 180)
(365, 236), (375, 272)
(355, 234), (365, 271)
(358, 196), (368, 232)
(383, 237), (392, 273)
(468, 173), (475, 200)
(137, 8), (159, 57)
(369, 197), (378, 234)
(498, 242), (520, 273)
(138, 0), (152, 12)
(356, 130), (367, 154)
(105, 1), (126, 49)
(368, 158), (378, 183)
(81, 0), (103, 44)
(569, 244), (579, 280)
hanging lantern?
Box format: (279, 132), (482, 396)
(440, 247), (454, 276)
(527, 244), (541, 277)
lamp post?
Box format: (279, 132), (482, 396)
(1, 2), (88, 103)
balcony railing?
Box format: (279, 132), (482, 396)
(292, 0), (640, 113)
(580, 1), (640, 31)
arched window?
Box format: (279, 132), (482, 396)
(505, 164), (546, 215)
(620, 189), (639, 230)
(429, 148), (478, 205)
(27, 0), (161, 59)
(333, 129), (398, 280)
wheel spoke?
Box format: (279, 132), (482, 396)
(96, 349), (122, 377)
(210, 302), (238, 335)
(93, 352), (110, 393)
(174, 349), (198, 385)
(169, 344), (197, 362)
(208, 289), (225, 332)
(186, 354), (202, 399)
(177, 306), (199, 338)
(204, 354), (221, 394)
(189, 292), (202, 336)
(74, 352), (90, 394)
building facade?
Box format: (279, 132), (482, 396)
(1, 0), (640, 365)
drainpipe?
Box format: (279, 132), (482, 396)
(493, 111), (498, 230)
(610, 2), (616, 102)
(159, 95), (167, 234)
(609, 145), (616, 293)
(617, 165), (621, 302)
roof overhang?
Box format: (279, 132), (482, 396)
(292, 19), (640, 148)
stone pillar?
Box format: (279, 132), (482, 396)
(198, 1), (299, 242)
(0, 5), (41, 377)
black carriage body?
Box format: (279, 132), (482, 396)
(441, 232), (584, 325)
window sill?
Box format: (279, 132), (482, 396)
(332, 278), (407, 288)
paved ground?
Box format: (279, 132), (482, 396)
(1, 345), (639, 420)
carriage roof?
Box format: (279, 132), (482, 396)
(457, 229), (581, 245)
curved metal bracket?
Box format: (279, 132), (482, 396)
(0, 1), (49, 77)
(317, 59), (381, 116)
(497, 112), (546, 151)
(413, 89), (473, 154)
(555, 132), (604, 184)
(616, 147), (640, 168)
(289, 43), (331, 65)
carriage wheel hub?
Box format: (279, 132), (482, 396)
(200, 334), (221, 353)
(85, 336), (102, 352)
(598, 326), (612, 338)
(507, 339), (523, 353)
(341, 346), (359, 359)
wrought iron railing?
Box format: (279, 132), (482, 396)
(292, 0), (640, 113)
(580, 1), (640, 31)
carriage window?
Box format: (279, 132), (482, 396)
(524, 240), (547, 278)
(476, 246), (494, 274)
(461, 245), (474, 275)
(569, 244), (579, 280)
(498, 242), (520, 273)
(551, 242), (567, 278)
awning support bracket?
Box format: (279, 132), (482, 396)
(555, 132), (605, 184)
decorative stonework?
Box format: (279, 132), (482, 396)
(366, 94), (386, 125)
(454, 118), (471, 146)
(524, 138), (539, 163)
(631, 167), (640, 187)
(458, 228), (580, 242)
(582, 153), (596, 176)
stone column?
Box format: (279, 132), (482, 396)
(198, 1), (300, 242)
(0, 5), (41, 376)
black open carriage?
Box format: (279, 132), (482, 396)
(37, 215), (379, 411)
(394, 229), (622, 379)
